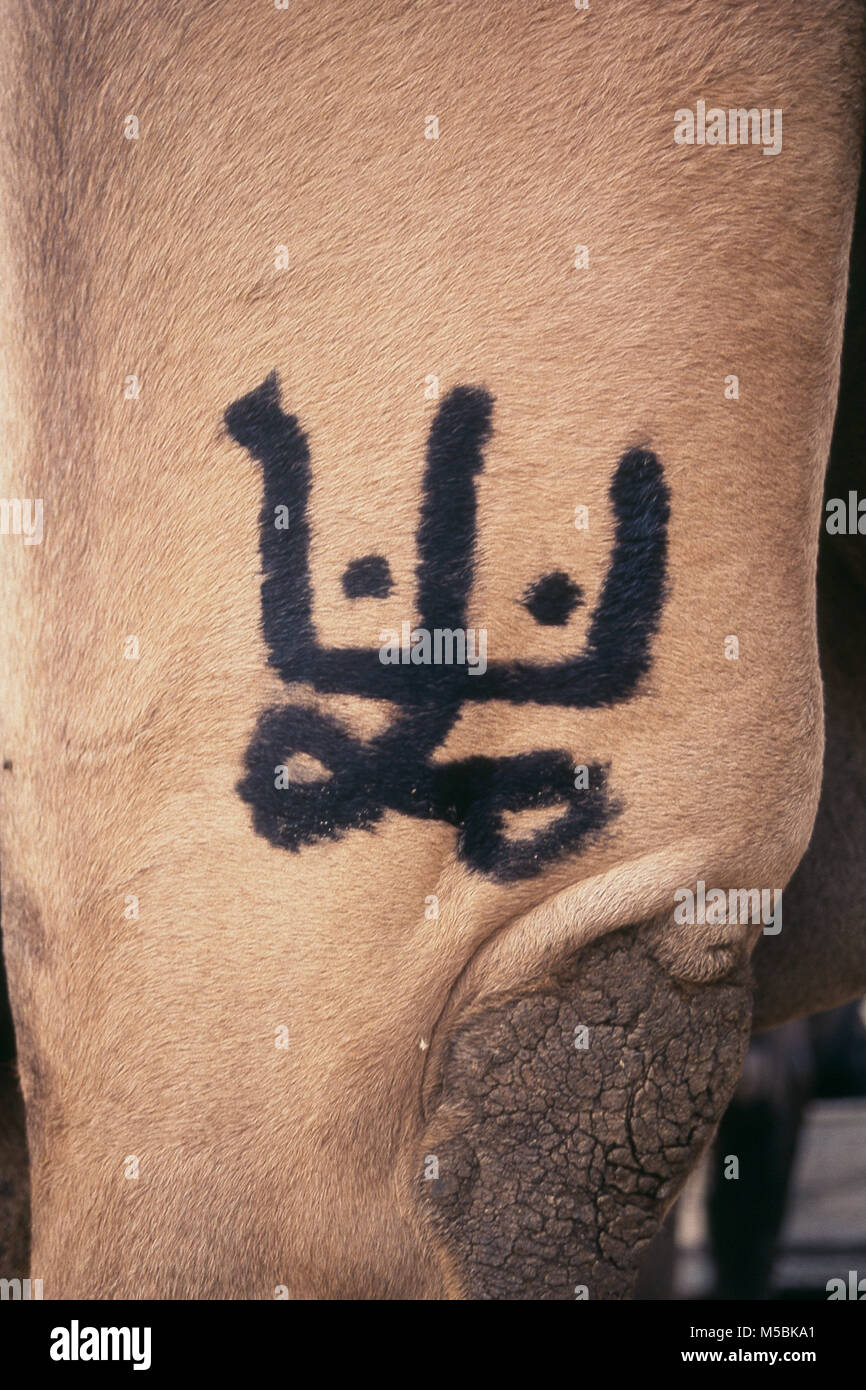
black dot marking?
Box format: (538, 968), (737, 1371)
(521, 571), (584, 626)
(2, 760), (11, 772)
(341, 554), (394, 600)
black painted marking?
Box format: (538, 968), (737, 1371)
(225, 375), (670, 880)
(224, 371), (314, 678)
(522, 570), (584, 626)
(342, 554), (394, 599)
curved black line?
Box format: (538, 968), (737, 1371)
(304, 448), (670, 707)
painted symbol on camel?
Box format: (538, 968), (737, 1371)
(225, 374), (669, 881)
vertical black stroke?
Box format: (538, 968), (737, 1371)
(224, 372), (315, 681)
(415, 386), (493, 636)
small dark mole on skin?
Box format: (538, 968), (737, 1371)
(2, 761), (12, 771)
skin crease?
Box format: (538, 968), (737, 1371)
(0, 1), (863, 1298)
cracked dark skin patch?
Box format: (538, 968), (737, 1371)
(419, 925), (752, 1299)
(224, 374), (670, 880)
